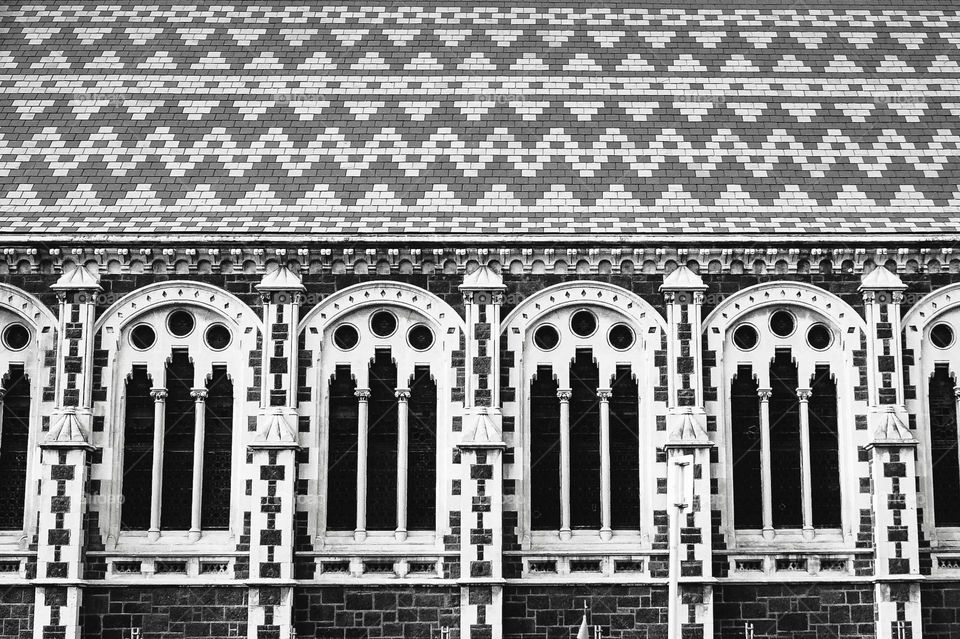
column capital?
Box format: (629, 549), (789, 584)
(597, 388), (613, 401)
(953, 386), (960, 399)
(150, 387), (168, 401)
(796, 387), (812, 401)
(190, 388), (208, 401)
(757, 387), (772, 401)
(355, 388), (371, 401)
(395, 388), (411, 402)
(556, 388), (572, 402)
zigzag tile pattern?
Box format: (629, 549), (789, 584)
(1, 2), (958, 233)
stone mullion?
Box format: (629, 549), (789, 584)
(860, 269), (922, 639)
(557, 388), (573, 541)
(597, 388), (612, 540)
(148, 387), (167, 540)
(757, 388), (774, 539)
(354, 388), (370, 541)
(189, 388), (208, 540)
(796, 387), (815, 539)
(395, 388), (411, 541)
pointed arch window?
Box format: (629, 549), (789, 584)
(928, 363), (960, 526)
(0, 365), (30, 530)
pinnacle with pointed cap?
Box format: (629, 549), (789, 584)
(872, 406), (916, 444)
(42, 407), (93, 449)
(51, 265), (101, 292)
(256, 265), (305, 292)
(251, 408), (300, 448)
(459, 407), (505, 449)
(459, 265), (505, 291)
(666, 406), (712, 447)
(660, 265), (706, 292)
(859, 266), (906, 291)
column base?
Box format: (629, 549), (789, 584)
(354, 529), (367, 542)
(762, 528), (775, 541)
(599, 528), (612, 541)
(148, 529), (160, 542)
(395, 529), (408, 542)
(802, 527), (815, 541)
(559, 528), (572, 541)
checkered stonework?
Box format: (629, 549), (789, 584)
(1, 2), (959, 234)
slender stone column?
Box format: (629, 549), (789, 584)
(796, 387), (814, 539)
(757, 388), (774, 539)
(395, 388), (411, 541)
(557, 388), (573, 541)
(189, 388), (208, 540)
(354, 388), (370, 541)
(148, 387), (168, 540)
(597, 388), (612, 540)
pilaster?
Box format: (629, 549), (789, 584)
(860, 267), (923, 639)
(660, 266), (713, 639)
(247, 267), (304, 639)
(459, 267), (506, 639)
(34, 268), (100, 639)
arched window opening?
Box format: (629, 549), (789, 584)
(407, 365), (437, 531)
(161, 349), (195, 530)
(326, 365), (358, 532)
(0, 365), (30, 530)
(202, 365), (233, 530)
(809, 365), (840, 528)
(530, 365), (560, 531)
(121, 366), (153, 531)
(731, 365), (761, 529)
(929, 364), (960, 526)
(610, 364), (640, 530)
(770, 349), (802, 529)
(570, 349), (601, 529)
(367, 348), (399, 531)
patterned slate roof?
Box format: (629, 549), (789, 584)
(1, 2), (959, 235)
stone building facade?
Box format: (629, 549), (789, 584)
(2, 1), (960, 639)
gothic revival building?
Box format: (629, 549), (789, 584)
(1, 1), (959, 639)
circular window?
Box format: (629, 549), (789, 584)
(608, 323), (635, 350)
(370, 311), (398, 338)
(167, 310), (195, 337)
(807, 323), (833, 350)
(733, 324), (759, 350)
(408, 324), (435, 351)
(130, 324), (157, 351)
(204, 323), (232, 351)
(769, 310), (796, 338)
(931, 323), (954, 349)
(333, 324), (360, 350)
(2, 323), (29, 351)
(570, 309), (598, 337)
(533, 324), (560, 350)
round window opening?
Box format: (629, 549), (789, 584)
(130, 324), (157, 351)
(733, 324), (759, 350)
(205, 324), (232, 351)
(333, 324), (360, 350)
(167, 310), (196, 337)
(807, 323), (833, 350)
(608, 323), (635, 350)
(570, 309), (598, 337)
(370, 311), (398, 338)
(2, 323), (29, 351)
(408, 324), (435, 351)
(931, 323), (954, 349)
(770, 310), (796, 338)
(534, 324), (560, 350)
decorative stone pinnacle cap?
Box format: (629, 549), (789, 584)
(859, 266), (906, 291)
(51, 265), (101, 292)
(251, 407), (300, 448)
(459, 265), (505, 292)
(870, 406), (917, 445)
(665, 406), (712, 447)
(460, 407), (505, 449)
(42, 407), (93, 449)
(256, 265), (305, 293)
(659, 265), (706, 292)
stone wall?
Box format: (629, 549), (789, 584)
(921, 583), (960, 639)
(0, 587), (33, 639)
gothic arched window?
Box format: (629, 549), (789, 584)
(726, 307), (844, 537)
(117, 306), (238, 537)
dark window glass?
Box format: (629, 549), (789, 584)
(530, 365), (560, 530)
(570, 348), (601, 529)
(534, 325), (560, 350)
(130, 325), (156, 350)
(733, 324), (758, 350)
(0, 366), (29, 530)
(326, 365), (357, 531)
(204, 324), (232, 351)
(161, 349), (195, 530)
(167, 310), (195, 337)
(610, 365), (640, 530)
(929, 364), (960, 526)
(931, 323), (954, 349)
(370, 311), (397, 338)
(570, 310), (598, 337)
(2, 324), (29, 351)
(333, 325), (359, 350)
(608, 324), (635, 350)
(807, 324), (833, 350)
(121, 366), (153, 530)
(202, 365), (233, 529)
(770, 310), (795, 337)
(367, 349), (398, 530)
(731, 365), (762, 528)
(408, 325), (434, 351)
(809, 365), (841, 527)
(407, 365), (437, 530)
(770, 349), (802, 528)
